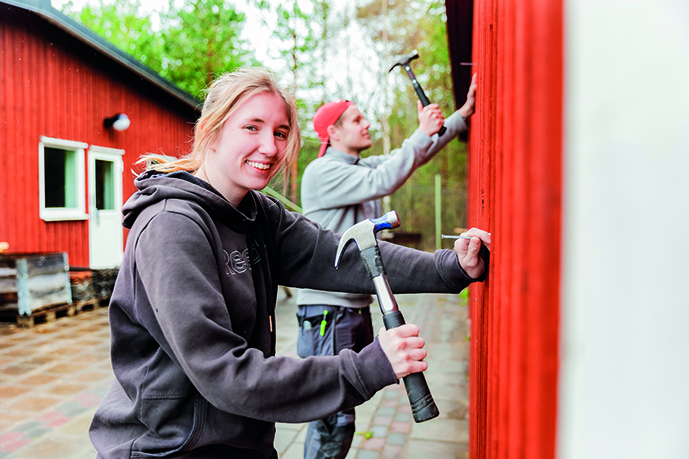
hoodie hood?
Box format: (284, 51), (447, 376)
(122, 171), (258, 232)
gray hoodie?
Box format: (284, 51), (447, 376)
(89, 171), (475, 458)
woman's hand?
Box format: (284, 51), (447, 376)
(454, 227), (491, 279)
(378, 324), (427, 380)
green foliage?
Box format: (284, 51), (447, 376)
(61, 0), (165, 71)
(61, 0), (251, 99)
(159, 0), (250, 98)
(253, 0), (332, 203)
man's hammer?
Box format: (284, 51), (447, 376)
(389, 51), (446, 137)
(335, 211), (440, 423)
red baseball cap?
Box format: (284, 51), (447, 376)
(313, 100), (354, 157)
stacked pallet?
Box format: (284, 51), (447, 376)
(69, 269), (101, 313)
(0, 253), (120, 327)
(69, 267), (118, 310)
(0, 252), (73, 327)
(91, 268), (119, 303)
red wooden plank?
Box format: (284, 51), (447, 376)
(466, 0), (562, 458)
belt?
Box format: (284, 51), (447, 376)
(297, 305), (369, 326)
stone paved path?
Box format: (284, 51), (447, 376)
(0, 292), (469, 458)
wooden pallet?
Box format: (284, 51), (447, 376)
(0, 296), (110, 327)
(74, 298), (100, 314)
(0, 302), (76, 327)
(1, 252), (72, 314)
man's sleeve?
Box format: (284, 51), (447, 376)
(304, 130), (432, 209)
(305, 111), (469, 210)
(364, 110), (468, 170)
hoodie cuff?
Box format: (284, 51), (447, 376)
(445, 110), (468, 135)
(350, 337), (399, 398)
(409, 128), (435, 148)
(434, 247), (489, 292)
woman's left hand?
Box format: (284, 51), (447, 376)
(454, 228), (491, 279)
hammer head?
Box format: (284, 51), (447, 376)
(388, 51), (420, 73)
(335, 211), (401, 268)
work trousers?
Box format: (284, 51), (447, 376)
(296, 304), (374, 459)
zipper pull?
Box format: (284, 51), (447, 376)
(269, 315), (273, 333)
(320, 310), (328, 336)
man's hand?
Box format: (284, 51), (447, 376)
(457, 73), (478, 119)
(417, 101), (445, 137)
(378, 324), (427, 380)
(454, 227), (491, 279)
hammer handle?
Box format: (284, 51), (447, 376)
(383, 310), (440, 423)
(412, 81), (431, 107)
(404, 66), (446, 137)
(357, 247), (440, 422)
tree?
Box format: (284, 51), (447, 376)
(61, 0), (164, 71)
(59, 0), (465, 236)
(159, 0), (251, 98)
(60, 0), (252, 99)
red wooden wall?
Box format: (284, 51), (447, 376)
(0, 5), (198, 267)
(466, 0), (563, 457)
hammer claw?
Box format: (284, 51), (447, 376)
(334, 238), (354, 269)
(334, 211), (400, 268)
(388, 51), (420, 73)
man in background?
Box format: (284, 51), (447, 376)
(297, 75), (478, 459)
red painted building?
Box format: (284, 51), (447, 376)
(446, 1), (689, 458)
(0, 0), (200, 268)
(466, 1), (562, 456)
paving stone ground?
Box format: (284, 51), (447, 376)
(0, 291), (470, 459)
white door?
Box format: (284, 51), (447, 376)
(88, 146), (124, 269)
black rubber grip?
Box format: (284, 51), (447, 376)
(383, 311), (440, 423)
(413, 86), (446, 137)
(403, 372), (440, 422)
(414, 85), (431, 107)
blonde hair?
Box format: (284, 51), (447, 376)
(141, 67), (301, 180)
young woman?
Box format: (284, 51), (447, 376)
(89, 68), (489, 459)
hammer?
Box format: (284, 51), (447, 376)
(389, 51), (446, 137)
(335, 211), (440, 423)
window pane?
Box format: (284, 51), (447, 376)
(64, 150), (77, 208)
(95, 160), (115, 210)
(44, 147), (66, 208)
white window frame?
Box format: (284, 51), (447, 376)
(38, 136), (88, 221)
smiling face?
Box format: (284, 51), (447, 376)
(329, 105), (372, 155)
(198, 92), (290, 207)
